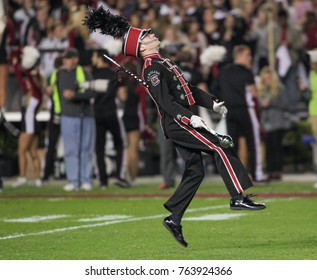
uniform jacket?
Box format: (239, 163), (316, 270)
(142, 53), (217, 137)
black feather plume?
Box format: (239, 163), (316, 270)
(83, 6), (130, 38)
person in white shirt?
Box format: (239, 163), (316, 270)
(38, 22), (69, 79)
(13, 0), (35, 45)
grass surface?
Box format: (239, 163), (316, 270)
(0, 178), (317, 260)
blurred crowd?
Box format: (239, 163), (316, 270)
(1, 0), (317, 191)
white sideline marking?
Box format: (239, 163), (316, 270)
(0, 205), (228, 241)
(184, 213), (245, 221)
(4, 215), (69, 223)
(78, 215), (132, 222)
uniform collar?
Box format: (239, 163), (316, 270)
(143, 53), (162, 60)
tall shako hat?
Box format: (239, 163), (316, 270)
(83, 7), (151, 57)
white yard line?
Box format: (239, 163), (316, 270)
(0, 199), (282, 241)
(4, 215), (70, 223)
(0, 205), (229, 241)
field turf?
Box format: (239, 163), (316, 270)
(0, 178), (316, 260)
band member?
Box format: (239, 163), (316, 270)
(84, 7), (266, 248)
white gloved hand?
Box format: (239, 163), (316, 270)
(213, 101), (228, 118)
(190, 115), (206, 128)
(79, 79), (110, 93)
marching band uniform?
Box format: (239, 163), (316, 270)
(84, 7), (266, 248)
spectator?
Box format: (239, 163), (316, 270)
(141, 7), (164, 38)
(131, 0), (153, 15)
(201, 7), (223, 46)
(156, 123), (178, 190)
(212, 0), (229, 21)
(38, 22), (69, 79)
(122, 60), (147, 185)
(159, 0), (182, 26)
(292, 0), (314, 25)
(258, 66), (291, 180)
(92, 49), (129, 188)
(307, 49), (317, 188)
(250, 6), (280, 73)
(13, 0), (36, 45)
(66, 3), (91, 66)
(160, 24), (189, 50)
(276, 8), (306, 112)
(212, 44), (267, 183)
(221, 14), (238, 64)
(182, 18), (207, 69)
(11, 46), (44, 187)
(180, 0), (201, 22)
(24, 6), (50, 46)
(41, 55), (63, 182)
(57, 48), (95, 191)
(302, 11), (317, 50)
(0, 2), (15, 112)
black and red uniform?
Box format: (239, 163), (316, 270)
(142, 53), (253, 218)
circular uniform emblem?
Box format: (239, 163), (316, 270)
(150, 74), (160, 87)
(147, 70), (161, 87)
(180, 94), (185, 100)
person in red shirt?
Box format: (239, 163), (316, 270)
(11, 46), (44, 188)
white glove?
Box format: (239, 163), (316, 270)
(79, 79), (109, 93)
(213, 101), (228, 118)
(190, 115), (206, 128)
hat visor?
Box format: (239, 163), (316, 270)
(140, 29), (152, 41)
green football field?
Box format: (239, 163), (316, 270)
(0, 178), (317, 260)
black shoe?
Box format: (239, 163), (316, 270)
(230, 194), (266, 210)
(113, 177), (130, 188)
(162, 217), (188, 248)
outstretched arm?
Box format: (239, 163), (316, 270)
(190, 84), (228, 118)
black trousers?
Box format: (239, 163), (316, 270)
(226, 107), (263, 181)
(265, 129), (284, 173)
(42, 120), (60, 180)
(163, 117), (253, 218)
(95, 113), (126, 185)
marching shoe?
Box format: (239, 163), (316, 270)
(230, 194), (266, 210)
(162, 217), (188, 248)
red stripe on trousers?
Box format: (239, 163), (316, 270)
(176, 120), (244, 193)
